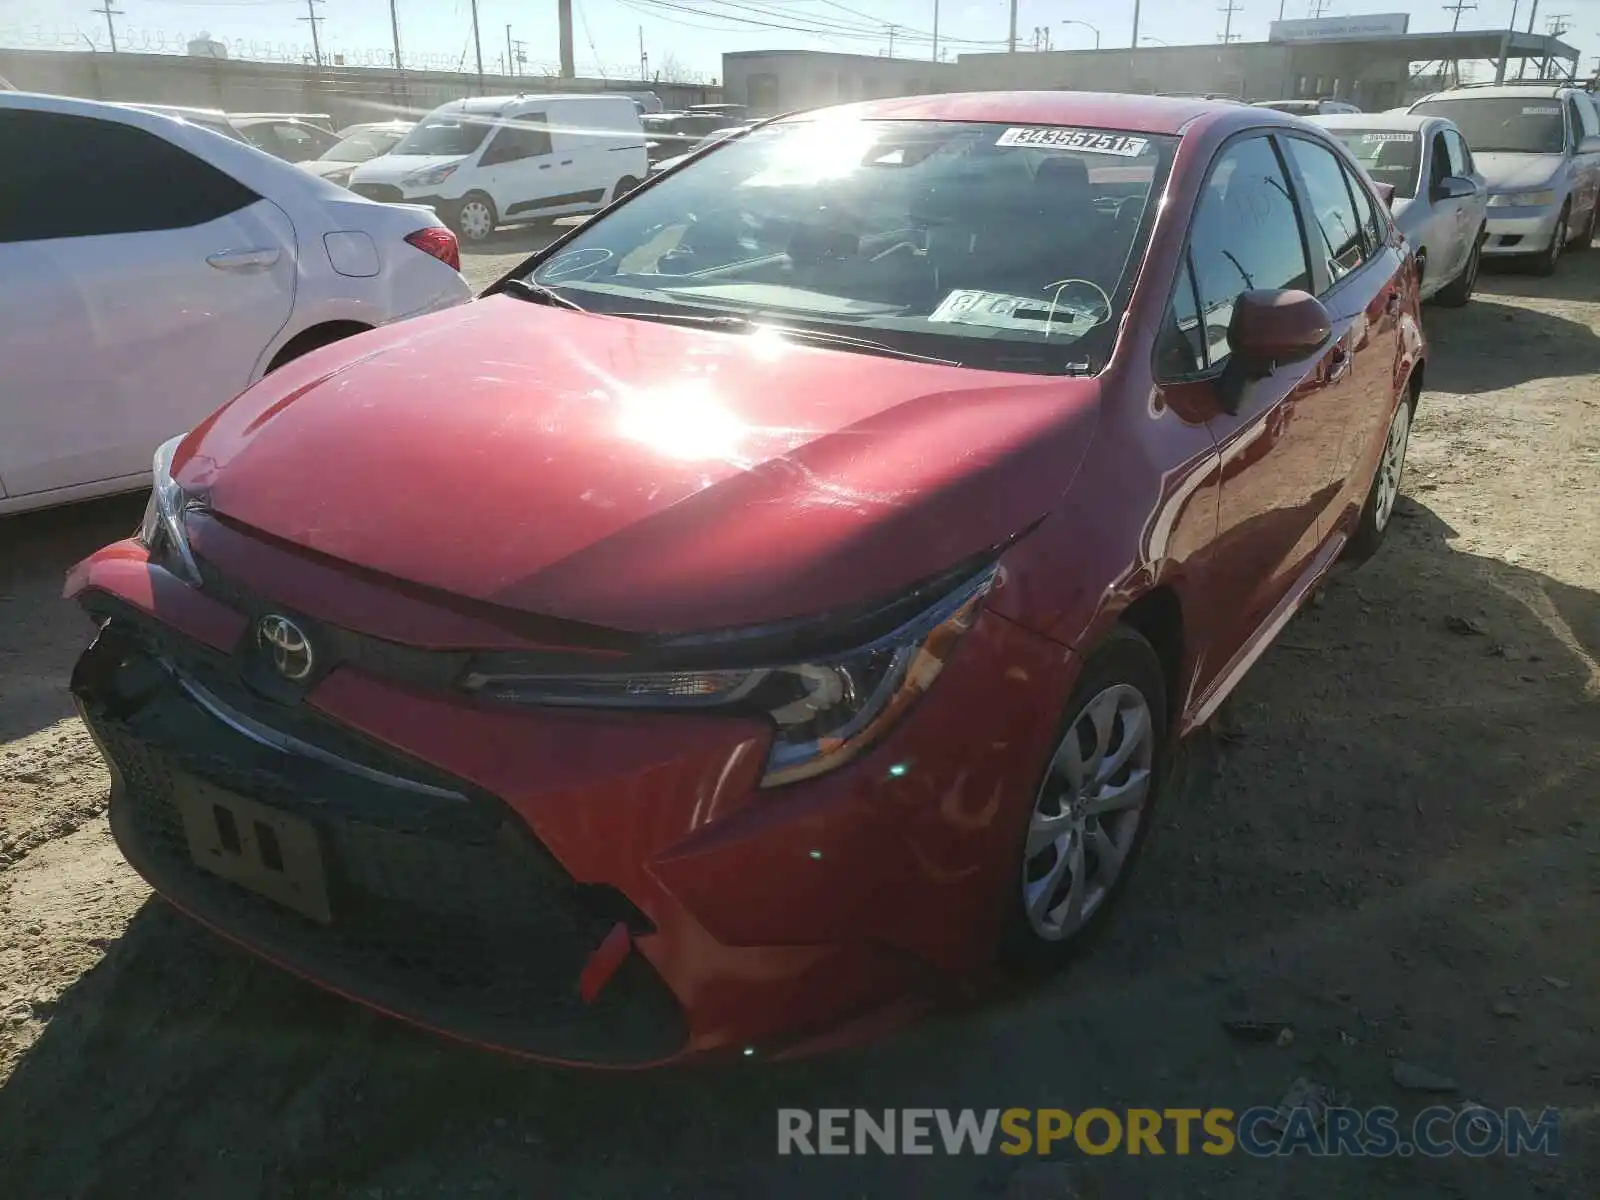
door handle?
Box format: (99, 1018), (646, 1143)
(560, 159), (573, 166)
(538, 163), (551, 169)
(206, 248), (280, 270)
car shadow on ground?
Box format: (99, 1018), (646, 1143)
(1423, 291), (1600, 395)
(0, 494), (147, 744)
(2, 497), (1596, 1198)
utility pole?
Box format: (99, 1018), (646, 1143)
(1132, 0), (1142, 50)
(1442, 0), (1476, 31)
(932, 0), (939, 62)
(299, 0), (324, 68)
(89, 0), (122, 52)
(1008, 0), (1018, 52)
(388, 0), (403, 70)
(1219, 0), (1243, 42)
(887, 23), (899, 57)
(469, 0), (484, 90)
(505, 24), (513, 77)
(639, 26), (647, 81)
(1526, 0), (1538, 32)
(557, 0), (575, 79)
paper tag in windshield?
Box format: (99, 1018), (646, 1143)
(1522, 105), (1561, 115)
(995, 128), (1149, 156)
(1360, 132), (1413, 143)
(929, 289), (1097, 332)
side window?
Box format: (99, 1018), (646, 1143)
(1575, 93), (1600, 140)
(1156, 254), (1207, 377)
(1, 109), (258, 243)
(1443, 129), (1472, 176)
(1565, 98), (1584, 150)
(270, 122), (318, 162)
(1282, 136), (1367, 288)
(1428, 132), (1452, 190)
(1342, 158), (1387, 254)
(1185, 135), (1313, 367)
(481, 113), (551, 165)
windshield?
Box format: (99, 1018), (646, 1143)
(393, 114), (491, 157)
(525, 117), (1176, 375)
(322, 127), (407, 163)
(1411, 97), (1566, 154)
(1331, 129), (1420, 198)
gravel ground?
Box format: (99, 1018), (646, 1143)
(0, 250), (1597, 1199)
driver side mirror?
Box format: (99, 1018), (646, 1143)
(1433, 174), (1477, 201)
(1217, 289), (1332, 414)
(1372, 181), (1397, 210)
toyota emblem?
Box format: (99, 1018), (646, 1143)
(256, 614), (315, 681)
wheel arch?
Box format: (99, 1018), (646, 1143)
(1116, 585), (1186, 732)
(264, 319), (374, 374)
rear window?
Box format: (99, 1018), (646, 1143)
(1410, 97), (1566, 154)
(1330, 129), (1420, 198)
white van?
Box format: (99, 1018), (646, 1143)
(348, 94), (648, 243)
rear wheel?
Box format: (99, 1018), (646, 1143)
(1528, 203), (1569, 276)
(448, 193), (498, 244)
(1433, 231), (1481, 307)
(1001, 626), (1167, 976)
(612, 175), (641, 203)
(1344, 390), (1414, 565)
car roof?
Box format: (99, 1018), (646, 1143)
(1413, 83), (1576, 103)
(441, 93), (631, 115)
(1314, 112), (1442, 133)
(338, 120), (413, 133)
(802, 90), (1250, 136)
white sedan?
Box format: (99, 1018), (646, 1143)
(0, 91), (472, 516)
(1315, 112), (1489, 305)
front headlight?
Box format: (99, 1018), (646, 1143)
(402, 163), (459, 188)
(1488, 189), (1558, 208)
(461, 565), (998, 787)
(137, 435), (200, 585)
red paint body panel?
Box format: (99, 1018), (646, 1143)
(68, 93), (1427, 1064)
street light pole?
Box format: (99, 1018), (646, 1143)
(1062, 19), (1101, 48)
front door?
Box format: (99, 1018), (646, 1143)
(0, 108), (295, 498)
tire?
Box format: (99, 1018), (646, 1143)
(1343, 389), (1415, 565)
(1433, 231), (1481, 308)
(1000, 625), (1168, 977)
(1571, 201), (1598, 253)
(447, 192), (498, 244)
(612, 175), (641, 203)
(1528, 202), (1569, 276)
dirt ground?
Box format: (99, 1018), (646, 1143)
(2, 254), (1598, 1199)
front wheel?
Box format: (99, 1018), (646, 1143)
(611, 175), (641, 203)
(1344, 392), (1414, 565)
(1000, 626), (1167, 976)
(1433, 232), (1481, 307)
(1528, 203), (1569, 276)
(447, 193), (498, 244)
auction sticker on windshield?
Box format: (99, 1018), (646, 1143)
(1361, 132), (1414, 143)
(995, 128), (1149, 156)
(929, 289), (1103, 333)
(1522, 106), (1561, 115)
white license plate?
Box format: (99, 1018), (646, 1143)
(174, 779), (333, 924)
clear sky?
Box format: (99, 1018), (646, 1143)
(11, 0), (1599, 85)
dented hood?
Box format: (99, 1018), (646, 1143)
(177, 297), (1101, 633)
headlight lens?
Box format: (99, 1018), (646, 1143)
(137, 435), (200, 585)
(1488, 189), (1558, 208)
(461, 566), (998, 787)
(403, 163), (459, 188)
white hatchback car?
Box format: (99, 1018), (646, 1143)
(0, 91), (472, 516)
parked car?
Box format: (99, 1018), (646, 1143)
(1315, 112), (1487, 304)
(231, 114), (341, 163)
(348, 94), (648, 243)
(641, 110), (741, 164)
(298, 120), (413, 187)
(0, 91), (471, 516)
(68, 92), (1423, 1065)
(647, 121), (751, 175)
(1254, 98), (1362, 115)
(1409, 82), (1600, 273)
(116, 101), (246, 141)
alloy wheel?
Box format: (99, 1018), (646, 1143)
(459, 200), (494, 242)
(1373, 400), (1412, 532)
(1022, 684), (1154, 942)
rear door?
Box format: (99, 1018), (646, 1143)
(1442, 126), (1487, 265)
(1570, 92), (1600, 233)
(1280, 132), (1406, 532)
(478, 110), (580, 220)
(0, 107), (296, 498)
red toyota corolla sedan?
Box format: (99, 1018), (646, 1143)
(67, 92), (1423, 1066)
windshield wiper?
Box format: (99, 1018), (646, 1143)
(496, 277), (587, 311)
(608, 310), (962, 366)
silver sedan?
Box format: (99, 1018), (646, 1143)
(1315, 112), (1489, 306)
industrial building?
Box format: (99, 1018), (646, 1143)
(724, 16), (1584, 116)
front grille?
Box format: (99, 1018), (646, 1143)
(352, 183), (405, 203)
(75, 623), (688, 1064)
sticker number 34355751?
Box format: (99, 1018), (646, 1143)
(995, 127), (1151, 156)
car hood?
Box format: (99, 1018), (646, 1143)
(348, 153), (464, 185)
(176, 298), (1101, 634)
(1474, 151), (1565, 191)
